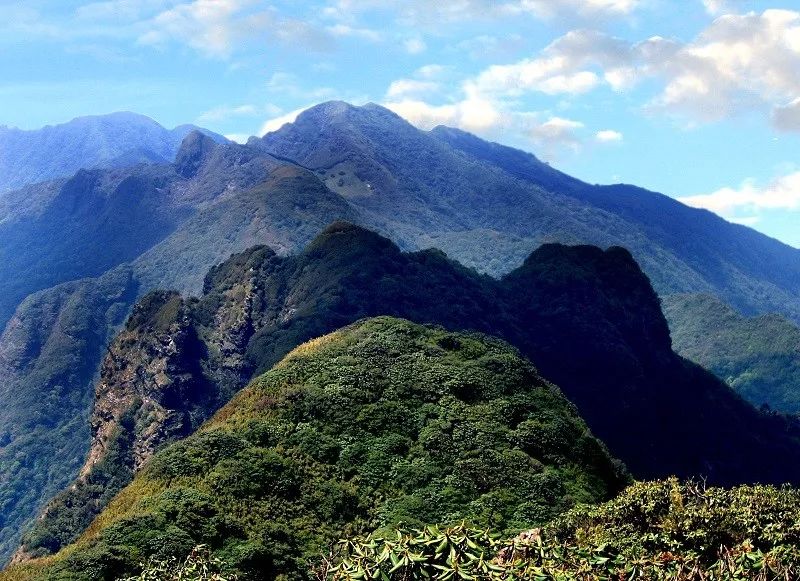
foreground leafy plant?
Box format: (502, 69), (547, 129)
(320, 479), (800, 580)
(321, 525), (800, 580)
(123, 546), (233, 581)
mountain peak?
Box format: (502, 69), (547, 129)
(304, 220), (399, 258)
(174, 130), (219, 178)
(278, 101), (409, 134)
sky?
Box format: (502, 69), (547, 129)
(2, 0), (800, 247)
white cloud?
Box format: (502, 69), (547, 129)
(469, 30), (636, 97)
(404, 37), (427, 54)
(327, 23), (381, 42)
(259, 107), (310, 135)
(456, 34), (526, 60)
(508, 0), (640, 19)
(772, 98), (800, 132)
(701, 0), (746, 16)
(595, 129), (623, 142)
(529, 116), (584, 150)
(645, 10), (800, 122)
(265, 72), (337, 100)
(384, 94), (504, 133)
(385, 79), (440, 99)
(325, 0), (640, 24)
(461, 10), (800, 128)
(196, 104), (261, 123)
(680, 172), (800, 218)
(75, 0), (173, 22)
(136, 0), (336, 58)
(416, 64), (448, 79)
(137, 0), (259, 58)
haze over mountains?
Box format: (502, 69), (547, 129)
(0, 112), (226, 194)
(2, 101), (800, 567)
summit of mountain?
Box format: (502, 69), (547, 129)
(256, 101), (800, 322)
(7, 317), (629, 580)
(0, 112), (226, 194)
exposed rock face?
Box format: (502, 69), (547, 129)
(84, 291), (208, 476)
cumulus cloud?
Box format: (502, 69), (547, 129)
(384, 94), (504, 133)
(265, 72), (336, 100)
(137, 0), (336, 58)
(461, 9), (800, 128)
(469, 29), (646, 97)
(646, 10), (800, 121)
(529, 117), (584, 150)
(137, 0), (261, 57)
(196, 103), (272, 123)
(701, 0), (746, 16)
(772, 98), (800, 132)
(404, 37), (427, 54)
(509, 0), (640, 20)
(327, 23), (381, 42)
(75, 0), (173, 22)
(679, 172), (800, 219)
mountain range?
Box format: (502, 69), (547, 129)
(1, 101), (800, 565)
(13, 222), (800, 566)
(0, 112), (226, 194)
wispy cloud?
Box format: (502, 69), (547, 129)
(325, 0), (641, 25)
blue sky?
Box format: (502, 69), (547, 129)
(2, 0), (800, 247)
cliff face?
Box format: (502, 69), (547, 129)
(18, 223), (800, 561)
(85, 291), (209, 476)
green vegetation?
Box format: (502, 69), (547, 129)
(22, 223), (800, 565)
(7, 100), (800, 566)
(2, 317), (627, 580)
(664, 293), (800, 414)
(0, 166), (357, 563)
(123, 546), (231, 581)
(326, 479), (800, 580)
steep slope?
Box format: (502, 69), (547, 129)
(5, 317), (627, 581)
(257, 102), (800, 322)
(20, 223), (800, 563)
(0, 131), (263, 330)
(664, 293), (800, 413)
(0, 112), (225, 193)
(0, 146), (358, 562)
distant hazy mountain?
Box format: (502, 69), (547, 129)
(0, 112), (225, 193)
(664, 293), (800, 414)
